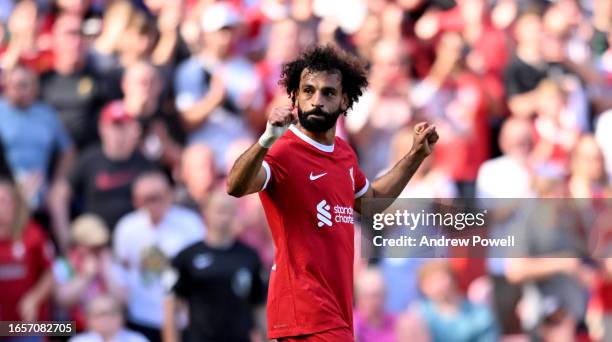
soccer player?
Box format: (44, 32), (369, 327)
(227, 45), (438, 342)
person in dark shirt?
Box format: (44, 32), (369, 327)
(39, 14), (119, 151)
(49, 101), (154, 239)
(503, 11), (548, 118)
(118, 60), (185, 174)
(163, 189), (265, 342)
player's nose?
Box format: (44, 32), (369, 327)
(311, 91), (325, 107)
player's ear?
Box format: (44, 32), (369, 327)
(341, 94), (349, 112)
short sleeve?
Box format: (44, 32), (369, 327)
(112, 217), (131, 266)
(353, 164), (369, 198)
(260, 143), (289, 192)
(168, 252), (190, 298)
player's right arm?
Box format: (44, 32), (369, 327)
(227, 106), (296, 197)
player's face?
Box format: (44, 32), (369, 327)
(296, 69), (348, 133)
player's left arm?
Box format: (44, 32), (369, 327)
(354, 122), (438, 213)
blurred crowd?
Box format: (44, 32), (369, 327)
(0, 0), (611, 341)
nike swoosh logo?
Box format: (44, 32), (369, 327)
(309, 172), (327, 181)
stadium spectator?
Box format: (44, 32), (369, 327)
(503, 10), (547, 118)
(175, 143), (217, 210)
(0, 178), (54, 331)
(113, 171), (205, 342)
(117, 9), (159, 68)
(0, 0), (53, 73)
(429, 33), (492, 198)
(406, 260), (499, 341)
(476, 117), (535, 198)
(353, 267), (396, 342)
(53, 214), (127, 332)
(68, 294), (149, 342)
(567, 134), (611, 198)
(48, 101), (154, 242)
(0, 64), (75, 252)
(163, 189), (265, 342)
(0, 64), (75, 209)
(505, 177), (596, 341)
(174, 2), (261, 169)
(476, 117), (535, 335)
(146, 0), (184, 67)
(40, 14), (115, 151)
(349, 13), (381, 63)
(531, 78), (585, 171)
(346, 35), (455, 178)
(90, 0), (136, 76)
(120, 61), (185, 173)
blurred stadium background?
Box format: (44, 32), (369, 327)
(0, 0), (611, 341)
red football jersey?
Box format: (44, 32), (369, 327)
(259, 125), (369, 339)
(0, 221), (54, 321)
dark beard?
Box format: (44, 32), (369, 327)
(297, 107), (343, 133)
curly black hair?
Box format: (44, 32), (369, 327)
(279, 45), (369, 110)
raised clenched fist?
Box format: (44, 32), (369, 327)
(411, 122), (439, 157)
(258, 106), (298, 148)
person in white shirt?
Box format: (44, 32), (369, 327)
(476, 117), (537, 336)
(476, 117), (536, 198)
(69, 295), (149, 342)
(113, 171), (205, 342)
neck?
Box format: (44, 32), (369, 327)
(102, 145), (131, 161)
(434, 292), (460, 309)
(202, 49), (227, 63)
(125, 97), (157, 117)
(54, 60), (83, 76)
(205, 230), (233, 248)
(516, 45), (541, 64)
(149, 207), (170, 227)
(100, 330), (118, 342)
(295, 122), (336, 146)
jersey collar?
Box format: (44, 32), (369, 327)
(289, 124), (335, 153)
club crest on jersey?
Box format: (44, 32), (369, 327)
(316, 199), (354, 228)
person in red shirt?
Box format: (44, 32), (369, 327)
(0, 177), (54, 325)
(227, 45), (439, 341)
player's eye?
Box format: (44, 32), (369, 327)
(303, 87), (313, 94)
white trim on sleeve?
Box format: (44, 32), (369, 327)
(261, 161), (271, 191)
(355, 178), (370, 198)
